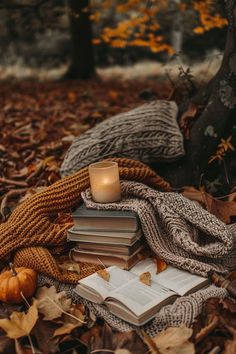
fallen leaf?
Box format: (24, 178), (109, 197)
(182, 186), (236, 224)
(80, 324), (148, 354)
(31, 318), (61, 353)
(139, 272), (152, 286)
(179, 103), (198, 129)
(97, 269), (110, 282)
(58, 260), (80, 274)
(224, 335), (236, 354)
(53, 323), (79, 337)
(34, 286), (71, 321)
(0, 302), (38, 339)
(115, 350), (132, 354)
(153, 258), (167, 274)
(153, 325), (194, 354)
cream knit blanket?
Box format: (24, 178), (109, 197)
(82, 181), (235, 276)
(38, 182), (236, 335)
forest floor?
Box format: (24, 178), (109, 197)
(0, 78), (236, 354)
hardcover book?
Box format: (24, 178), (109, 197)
(75, 239), (142, 256)
(67, 227), (142, 246)
(70, 245), (146, 270)
(74, 259), (208, 326)
(72, 204), (139, 232)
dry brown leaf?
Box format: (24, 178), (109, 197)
(97, 269), (110, 282)
(153, 258), (168, 274)
(182, 186), (236, 224)
(179, 103), (198, 128)
(0, 302), (38, 339)
(139, 272), (152, 286)
(224, 335), (236, 354)
(228, 192), (236, 202)
(58, 260), (80, 274)
(34, 286), (71, 321)
(53, 323), (79, 337)
(114, 350), (132, 354)
(153, 325), (194, 354)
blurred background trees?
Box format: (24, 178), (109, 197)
(0, 0), (228, 79)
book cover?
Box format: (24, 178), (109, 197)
(76, 239), (142, 256)
(72, 204), (139, 232)
(70, 245), (146, 270)
(67, 227), (142, 246)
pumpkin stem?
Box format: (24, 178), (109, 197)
(9, 262), (17, 276)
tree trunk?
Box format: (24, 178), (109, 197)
(65, 0), (95, 80)
(156, 0), (236, 188)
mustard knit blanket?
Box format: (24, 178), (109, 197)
(0, 158), (170, 283)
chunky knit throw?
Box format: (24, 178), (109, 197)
(0, 158), (170, 283)
(82, 181), (235, 276)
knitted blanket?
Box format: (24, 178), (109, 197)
(0, 158), (170, 283)
(82, 181), (235, 276)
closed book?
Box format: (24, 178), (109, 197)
(70, 245), (145, 270)
(76, 239), (143, 256)
(72, 204), (139, 232)
(67, 227), (142, 246)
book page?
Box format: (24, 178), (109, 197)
(79, 266), (136, 300)
(108, 278), (176, 317)
(131, 259), (207, 296)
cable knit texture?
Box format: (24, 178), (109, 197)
(82, 181), (235, 276)
(0, 158), (170, 283)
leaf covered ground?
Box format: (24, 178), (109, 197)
(0, 78), (236, 354)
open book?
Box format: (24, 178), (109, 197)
(74, 258), (208, 326)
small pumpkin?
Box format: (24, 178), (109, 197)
(0, 263), (37, 304)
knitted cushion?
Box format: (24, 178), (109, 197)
(60, 100), (184, 177)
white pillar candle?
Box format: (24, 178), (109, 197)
(89, 161), (121, 203)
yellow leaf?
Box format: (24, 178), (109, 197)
(139, 272), (152, 286)
(97, 269), (110, 282)
(0, 302), (38, 339)
(194, 26), (204, 34)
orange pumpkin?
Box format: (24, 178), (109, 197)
(0, 263), (37, 304)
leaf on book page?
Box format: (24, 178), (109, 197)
(154, 325), (194, 354)
(0, 302), (38, 339)
(153, 257), (167, 274)
(34, 286), (72, 321)
(97, 269), (110, 282)
(139, 272), (152, 286)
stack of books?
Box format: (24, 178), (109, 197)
(68, 204), (144, 269)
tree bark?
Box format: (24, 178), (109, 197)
(65, 0), (95, 80)
(156, 0), (236, 188)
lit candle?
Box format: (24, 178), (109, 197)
(89, 161), (121, 203)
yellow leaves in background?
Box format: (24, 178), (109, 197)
(209, 136), (235, 164)
(193, 0), (227, 34)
